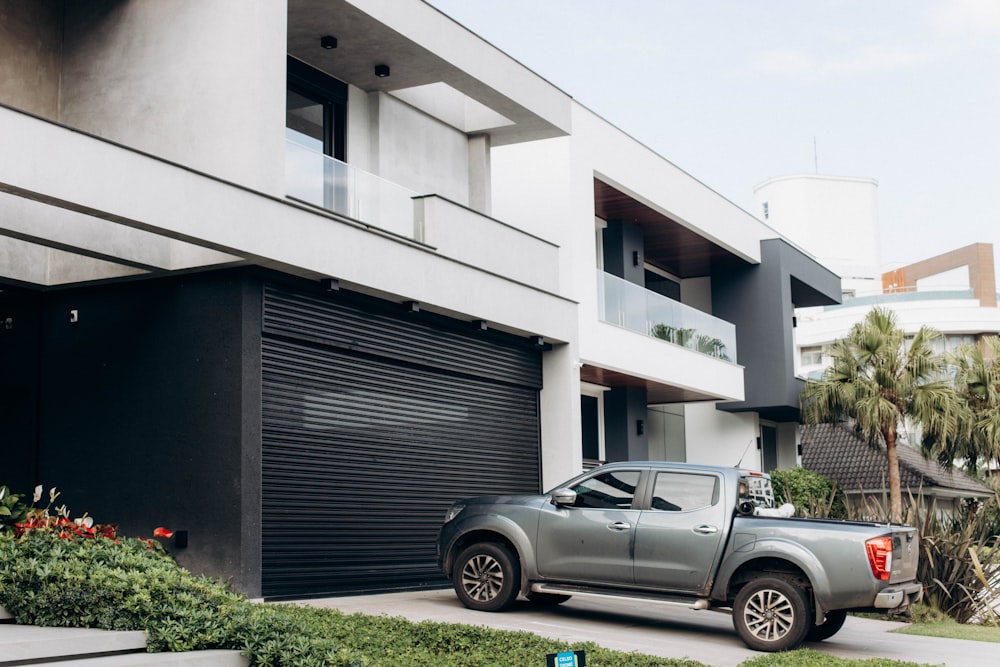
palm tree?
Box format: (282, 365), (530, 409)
(801, 307), (961, 523)
(944, 335), (1000, 474)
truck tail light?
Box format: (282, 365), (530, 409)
(866, 536), (893, 581)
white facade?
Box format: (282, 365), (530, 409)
(1, 0), (830, 494)
(0, 0), (849, 596)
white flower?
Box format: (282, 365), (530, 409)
(33, 485), (42, 503)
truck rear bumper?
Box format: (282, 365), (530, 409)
(874, 581), (923, 609)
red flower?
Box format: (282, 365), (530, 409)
(153, 526), (174, 539)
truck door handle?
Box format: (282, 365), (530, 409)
(608, 521), (631, 531)
(693, 524), (718, 534)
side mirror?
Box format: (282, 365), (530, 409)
(551, 488), (577, 506)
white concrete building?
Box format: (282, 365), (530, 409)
(0, 0), (838, 599)
(755, 174), (881, 299)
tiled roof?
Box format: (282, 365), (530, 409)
(800, 423), (993, 497)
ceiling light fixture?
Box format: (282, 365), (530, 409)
(374, 64), (390, 78)
(320, 35), (337, 49)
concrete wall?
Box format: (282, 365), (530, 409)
(34, 271), (262, 595)
(539, 343), (582, 489)
(373, 92), (470, 205)
(1, 106), (578, 342)
(0, 0), (62, 118)
(681, 276), (712, 312)
(55, 0), (286, 194)
(647, 404), (686, 462)
(684, 403), (759, 470)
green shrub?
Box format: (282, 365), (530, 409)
(0, 531), (717, 666)
(739, 648), (931, 666)
(769, 467), (847, 518)
(912, 495), (1000, 625)
(0, 485), (30, 533)
(0, 532), (352, 666)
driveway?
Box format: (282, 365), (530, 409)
(305, 588), (984, 666)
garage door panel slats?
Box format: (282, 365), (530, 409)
(261, 287), (541, 598)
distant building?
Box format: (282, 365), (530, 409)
(754, 174), (1000, 382)
(754, 174), (881, 299)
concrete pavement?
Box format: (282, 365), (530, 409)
(304, 588), (986, 666)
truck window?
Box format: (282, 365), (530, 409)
(650, 472), (719, 512)
(570, 470), (641, 509)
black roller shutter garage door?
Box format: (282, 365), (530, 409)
(261, 285), (542, 598)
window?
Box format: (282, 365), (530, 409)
(581, 383), (608, 465)
(760, 424), (778, 473)
(650, 472), (719, 512)
(570, 470), (640, 509)
(762, 202), (769, 220)
(286, 56), (347, 160)
(581, 395), (601, 462)
(800, 346), (823, 366)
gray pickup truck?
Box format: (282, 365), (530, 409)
(436, 461), (922, 651)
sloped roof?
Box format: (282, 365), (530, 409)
(800, 423), (993, 498)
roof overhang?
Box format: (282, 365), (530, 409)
(287, 0), (571, 145)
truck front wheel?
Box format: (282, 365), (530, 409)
(452, 543), (520, 612)
(732, 576), (813, 651)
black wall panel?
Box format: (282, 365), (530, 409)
(32, 272), (260, 589)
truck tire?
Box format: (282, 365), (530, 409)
(452, 543), (520, 612)
(732, 576), (813, 652)
(807, 609), (847, 642)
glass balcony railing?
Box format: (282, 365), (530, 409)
(597, 270), (737, 362)
(285, 138), (418, 239)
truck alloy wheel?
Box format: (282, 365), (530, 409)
(733, 576), (812, 651)
(453, 543), (520, 612)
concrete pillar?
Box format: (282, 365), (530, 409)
(539, 342), (582, 489)
(468, 133), (492, 216)
(603, 386), (648, 462)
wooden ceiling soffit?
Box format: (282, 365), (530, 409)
(593, 178), (736, 279)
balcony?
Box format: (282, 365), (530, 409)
(285, 137), (560, 294)
(598, 271), (737, 362)
(285, 139), (418, 239)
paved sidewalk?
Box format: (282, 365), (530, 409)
(305, 588), (983, 666)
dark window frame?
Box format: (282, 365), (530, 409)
(287, 56), (347, 161)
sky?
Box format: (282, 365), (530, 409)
(427, 0), (1000, 277)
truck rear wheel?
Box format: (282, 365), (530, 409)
(452, 543), (520, 612)
(807, 609), (847, 642)
(732, 576), (812, 651)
